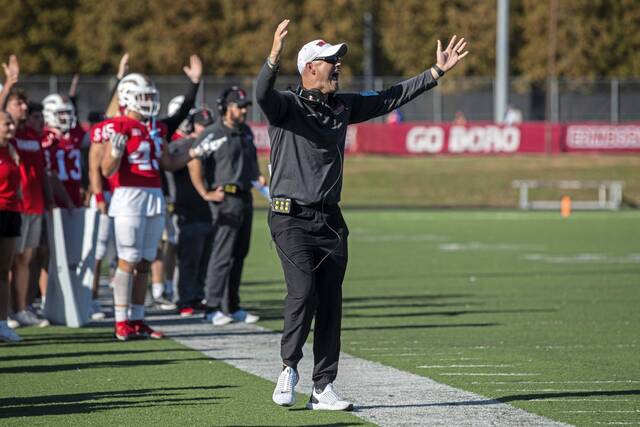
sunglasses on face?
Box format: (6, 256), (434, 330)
(314, 56), (340, 65)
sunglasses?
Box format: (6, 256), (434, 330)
(314, 56), (340, 65)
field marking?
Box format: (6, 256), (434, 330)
(522, 253), (640, 264)
(418, 364), (515, 368)
(439, 242), (542, 252)
(352, 233), (448, 243)
(160, 318), (568, 427)
(440, 373), (542, 376)
(470, 381), (640, 385)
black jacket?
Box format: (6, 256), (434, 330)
(256, 61), (437, 206)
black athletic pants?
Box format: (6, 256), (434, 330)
(205, 192), (253, 314)
(269, 204), (349, 389)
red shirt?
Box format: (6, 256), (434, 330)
(108, 116), (166, 189)
(0, 145), (21, 211)
(89, 119), (116, 192)
(42, 126), (85, 207)
(11, 127), (46, 214)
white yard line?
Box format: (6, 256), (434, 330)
(159, 318), (569, 427)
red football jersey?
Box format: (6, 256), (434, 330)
(108, 116), (166, 189)
(89, 119), (118, 192)
(0, 145), (21, 211)
(11, 127), (46, 214)
(42, 126), (85, 207)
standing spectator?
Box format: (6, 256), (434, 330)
(259, 20), (468, 409)
(0, 110), (22, 342)
(188, 87), (265, 326)
(7, 87), (53, 327)
(172, 108), (215, 317)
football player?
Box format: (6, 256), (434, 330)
(100, 71), (214, 341)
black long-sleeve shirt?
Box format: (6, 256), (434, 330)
(256, 61), (438, 206)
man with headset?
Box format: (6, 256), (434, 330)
(188, 87), (266, 326)
(257, 20), (468, 410)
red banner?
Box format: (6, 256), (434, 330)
(250, 122), (640, 155)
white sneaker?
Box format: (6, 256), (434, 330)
(90, 299), (106, 320)
(7, 317), (19, 329)
(231, 309), (259, 324)
(208, 310), (233, 326)
(0, 322), (22, 342)
(306, 383), (353, 411)
(14, 310), (50, 327)
(272, 366), (299, 406)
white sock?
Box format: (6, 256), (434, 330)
(112, 268), (133, 323)
(114, 306), (128, 323)
(152, 282), (164, 299)
(130, 304), (145, 321)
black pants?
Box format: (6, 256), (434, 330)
(269, 204), (348, 389)
(176, 221), (214, 307)
(205, 193), (252, 314)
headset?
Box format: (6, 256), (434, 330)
(293, 85), (329, 106)
(216, 85), (240, 116)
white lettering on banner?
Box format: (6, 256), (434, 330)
(566, 126), (640, 149)
(449, 126), (520, 153)
(406, 126), (445, 153)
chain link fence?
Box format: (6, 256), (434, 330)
(17, 75), (640, 123)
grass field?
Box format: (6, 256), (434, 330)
(2, 210), (639, 426)
(257, 154), (640, 208)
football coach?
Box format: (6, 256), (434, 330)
(257, 19), (468, 410)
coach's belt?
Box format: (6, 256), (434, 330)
(223, 184), (238, 194)
(271, 197), (292, 214)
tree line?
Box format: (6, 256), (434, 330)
(1, 0), (639, 79)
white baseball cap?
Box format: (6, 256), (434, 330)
(297, 39), (348, 75)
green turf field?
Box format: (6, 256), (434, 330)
(2, 210), (639, 426)
(245, 210), (640, 426)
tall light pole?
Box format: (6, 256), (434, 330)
(495, 0), (509, 123)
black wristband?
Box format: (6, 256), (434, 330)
(267, 57), (279, 71)
(432, 64), (445, 77)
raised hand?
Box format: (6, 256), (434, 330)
(436, 35), (469, 73)
(269, 19), (290, 65)
(183, 54), (203, 83)
(117, 53), (130, 79)
(2, 54), (19, 86)
(69, 73), (80, 98)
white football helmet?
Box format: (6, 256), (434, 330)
(117, 73), (160, 119)
(42, 94), (77, 133)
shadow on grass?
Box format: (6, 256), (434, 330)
(343, 308), (555, 319)
(0, 348), (195, 363)
(0, 357), (212, 375)
(341, 322), (499, 332)
(0, 386), (233, 418)
(356, 389), (640, 410)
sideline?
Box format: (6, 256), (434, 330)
(158, 317), (569, 427)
